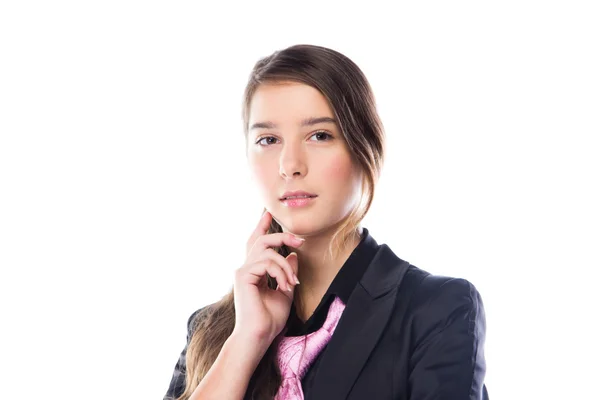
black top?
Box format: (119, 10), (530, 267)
(282, 226), (380, 398)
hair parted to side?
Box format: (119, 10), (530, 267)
(176, 44), (385, 400)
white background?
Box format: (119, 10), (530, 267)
(1, 1), (598, 399)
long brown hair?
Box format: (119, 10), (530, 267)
(177, 44), (386, 400)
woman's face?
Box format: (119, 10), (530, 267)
(246, 81), (363, 236)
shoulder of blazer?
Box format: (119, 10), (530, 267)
(395, 263), (486, 344)
(396, 263), (483, 312)
(399, 264), (480, 308)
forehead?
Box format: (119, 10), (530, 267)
(248, 82), (335, 125)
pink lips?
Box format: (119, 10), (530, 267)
(279, 190), (317, 208)
(280, 190), (317, 200)
(280, 196), (317, 208)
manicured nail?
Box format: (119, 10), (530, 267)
(294, 275), (300, 285)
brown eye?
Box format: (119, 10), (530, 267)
(310, 131), (333, 141)
(256, 136), (279, 146)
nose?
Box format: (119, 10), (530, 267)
(279, 142), (307, 179)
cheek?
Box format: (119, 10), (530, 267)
(249, 157), (277, 189)
(251, 162), (269, 180)
(321, 153), (355, 183)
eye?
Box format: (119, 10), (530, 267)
(309, 130), (334, 142)
(255, 136), (279, 146)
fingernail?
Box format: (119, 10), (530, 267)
(294, 236), (305, 242)
(294, 275), (300, 285)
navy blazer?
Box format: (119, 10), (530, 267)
(165, 242), (489, 399)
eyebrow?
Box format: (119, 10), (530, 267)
(250, 116), (338, 130)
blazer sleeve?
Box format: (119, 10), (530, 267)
(163, 308), (204, 400)
(407, 276), (488, 400)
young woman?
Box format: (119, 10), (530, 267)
(164, 44), (489, 400)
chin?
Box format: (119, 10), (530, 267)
(278, 218), (340, 239)
(272, 214), (317, 235)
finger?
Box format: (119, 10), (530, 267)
(249, 232), (305, 259)
(241, 259), (288, 291)
(268, 260), (296, 300)
(246, 260), (291, 292)
(246, 210), (272, 253)
(256, 248), (298, 288)
(286, 252), (299, 283)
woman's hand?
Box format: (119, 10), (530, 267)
(232, 210), (302, 345)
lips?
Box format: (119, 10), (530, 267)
(279, 195), (317, 208)
(280, 190), (317, 200)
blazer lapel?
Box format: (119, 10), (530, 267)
(309, 244), (410, 399)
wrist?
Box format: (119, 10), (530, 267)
(226, 330), (272, 366)
(230, 327), (274, 349)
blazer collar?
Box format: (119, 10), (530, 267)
(308, 243), (410, 399)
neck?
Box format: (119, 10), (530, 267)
(286, 224), (363, 322)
